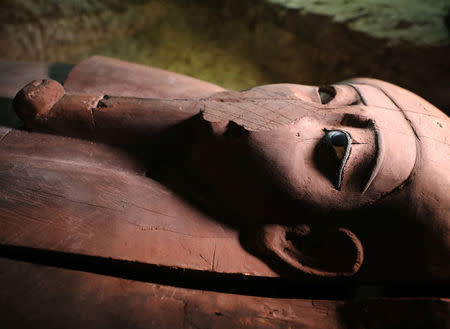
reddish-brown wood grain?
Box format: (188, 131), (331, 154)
(0, 257), (448, 329)
(0, 57), (449, 328)
(0, 128), (279, 277)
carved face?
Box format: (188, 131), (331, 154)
(199, 81), (417, 211)
(194, 79), (449, 279)
(12, 71), (449, 281)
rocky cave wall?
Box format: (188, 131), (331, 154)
(1, 0), (449, 113)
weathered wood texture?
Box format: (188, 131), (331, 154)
(0, 128), (277, 277)
(1, 59), (449, 328)
(5, 58), (450, 283)
(0, 257), (344, 329)
(0, 257), (448, 329)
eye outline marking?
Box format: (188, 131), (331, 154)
(323, 129), (352, 191)
(361, 119), (385, 194)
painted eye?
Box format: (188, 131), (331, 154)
(318, 86), (336, 104)
(326, 130), (349, 160)
(324, 130), (352, 190)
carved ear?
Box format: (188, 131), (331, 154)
(262, 224), (364, 277)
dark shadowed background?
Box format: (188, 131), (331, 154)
(1, 0), (449, 113)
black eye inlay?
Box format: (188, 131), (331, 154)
(318, 86), (336, 104)
(324, 129), (352, 190)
